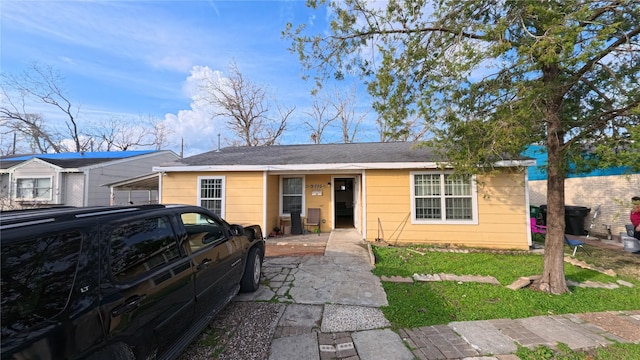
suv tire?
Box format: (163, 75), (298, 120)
(92, 343), (135, 360)
(240, 248), (262, 292)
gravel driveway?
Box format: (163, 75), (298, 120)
(179, 234), (332, 359)
(178, 302), (285, 360)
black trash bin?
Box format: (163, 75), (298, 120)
(539, 205), (547, 226)
(538, 205), (590, 235)
(565, 206), (590, 235)
(290, 211), (303, 235)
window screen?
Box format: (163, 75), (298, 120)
(282, 177), (303, 214)
(413, 173), (474, 222)
(16, 178), (52, 200)
(199, 177), (224, 215)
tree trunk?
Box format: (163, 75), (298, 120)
(537, 65), (569, 294)
(539, 155), (568, 294)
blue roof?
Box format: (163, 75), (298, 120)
(523, 145), (633, 181)
(2, 150), (156, 162)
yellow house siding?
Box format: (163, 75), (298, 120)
(161, 173), (199, 203)
(304, 174), (332, 232)
(365, 169), (528, 250)
(161, 171), (263, 226)
(224, 172), (263, 226)
(266, 174), (280, 235)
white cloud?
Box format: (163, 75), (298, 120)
(163, 65), (226, 156)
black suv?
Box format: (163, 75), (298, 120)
(1, 204), (265, 360)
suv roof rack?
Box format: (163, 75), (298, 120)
(0, 204), (168, 230)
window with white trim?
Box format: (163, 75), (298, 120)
(198, 176), (225, 217)
(411, 172), (477, 224)
(16, 177), (52, 201)
(281, 176), (303, 216)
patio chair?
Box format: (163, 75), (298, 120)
(530, 217), (547, 234)
(305, 208), (321, 235)
(565, 235), (590, 256)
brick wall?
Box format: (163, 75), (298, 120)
(529, 173), (640, 239)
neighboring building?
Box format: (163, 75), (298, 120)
(524, 145), (640, 238)
(154, 142), (535, 250)
(0, 150), (180, 208)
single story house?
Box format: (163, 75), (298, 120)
(523, 145), (640, 239)
(0, 150), (180, 208)
(154, 142), (535, 250)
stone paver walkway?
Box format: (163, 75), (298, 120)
(399, 311), (640, 360)
(400, 325), (480, 359)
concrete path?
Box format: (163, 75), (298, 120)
(238, 229), (412, 360)
(236, 229), (640, 360)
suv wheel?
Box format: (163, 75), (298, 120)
(93, 343), (135, 360)
(240, 248), (262, 292)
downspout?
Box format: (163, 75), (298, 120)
(158, 172), (163, 204)
(524, 167), (532, 247)
(263, 171), (268, 239)
(55, 170), (62, 204)
(83, 170), (90, 206)
(362, 170), (367, 240)
(8, 170), (14, 207)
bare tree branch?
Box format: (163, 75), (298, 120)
(199, 61), (293, 146)
(329, 86), (366, 143)
(1, 62), (85, 152)
(303, 94), (339, 144)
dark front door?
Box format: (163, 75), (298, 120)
(334, 178), (354, 228)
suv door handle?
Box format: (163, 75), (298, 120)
(112, 295), (147, 317)
(196, 258), (212, 270)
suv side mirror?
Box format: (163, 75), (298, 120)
(229, 224), (244, 236)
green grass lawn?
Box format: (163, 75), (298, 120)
(372, 245), (640, 329)
(517, 342), (640, 360)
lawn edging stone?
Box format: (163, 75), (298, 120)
(564, 256), (617, 276)
(380, 273), (502, 285)
(380, 273), (634, 291)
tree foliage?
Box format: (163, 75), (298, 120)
(286, 0), (640, 294)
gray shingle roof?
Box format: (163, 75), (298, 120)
(0, 157), (132, 170)
(178, 142), (444, 166)
(0, 151), (175, 170)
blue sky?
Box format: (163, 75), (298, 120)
(1, 0), (377, 156)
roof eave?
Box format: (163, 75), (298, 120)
(153, 159), (534, 173)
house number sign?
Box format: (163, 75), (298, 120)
(307, 183), (326, 196)
(306, 184), (327, 189)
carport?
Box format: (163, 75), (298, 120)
(103, 172), (160, 205)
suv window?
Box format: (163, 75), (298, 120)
(109, 217), (179, 282)
(1, 231), (83, 339)
(181, 212), (227, 253)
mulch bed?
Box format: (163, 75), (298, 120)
(265, 244), (326, 257)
